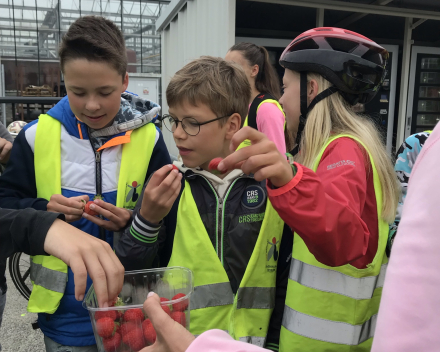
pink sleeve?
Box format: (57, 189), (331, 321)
(371, 125), (440, 351)
(186, 330), (269, 352)
(256, 102), (286, 153)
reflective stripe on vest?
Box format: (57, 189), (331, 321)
(191, 284), (275, 310)
(28, 115), (156, 314)
(280, 134), (389, 352)
(289, 259), (387, 300)
(282, 306), (377, 346)
(30, 261), (67, 293)
(239, 336), (267, 347)
(237, 99), (285, 150)
(168, 180), (284, 344)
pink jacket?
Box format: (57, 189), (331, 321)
(372, 123), (440, 351)
(187, 330), (267, 352)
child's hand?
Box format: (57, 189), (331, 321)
(219, 126), (294, 188)
(82, 199), (132, 231)
(44, 219), (124, 307)
(47, 194), (89, 223)
(139, 164), (182, 224)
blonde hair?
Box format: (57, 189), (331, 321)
(166, 56), (251, 127)
(296, 73), (400, 224)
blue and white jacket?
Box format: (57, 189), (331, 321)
(0, 92), (170, 346)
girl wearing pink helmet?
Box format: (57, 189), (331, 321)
(219, 27), (400, 351)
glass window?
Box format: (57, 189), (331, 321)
(418, 100), (440, 113)
(421, 58), (440, 70)
(419, 86), (440, 98)
(420, 72), (440, 84)
(416, 114), (440, 126)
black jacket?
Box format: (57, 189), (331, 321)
(116, 168), (292, 350)
(0, 208), (63, 291)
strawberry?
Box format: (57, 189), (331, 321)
(84, 201), (98, 216)
(160, 297), (171, 315)
(123, 327), (146, 351)
(102, 332), (121, 352)
(123, 308), (144, 322)
(96, 317), (116, 338)
(172, 293), (188, 312)
(120, 321), (137, 337)
(170, 311), (186, 327)
(142, 319), (157, 345)
(95, 310), (118, 321)
(208, 157), (225, 174)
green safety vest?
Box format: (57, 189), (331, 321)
(168, 181), (284, 347)
(280, 135), (389, 352)
(28, 114), (157, 314)
(237, 98), (285, 150)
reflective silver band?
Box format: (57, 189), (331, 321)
(237, 287), (276, 309)
(289, 259), (387, 300)
(239, 336), (266, 347)
(282, 306), (377, 345)
(30, 261), (67, 293)
(190, 283), (234, 310)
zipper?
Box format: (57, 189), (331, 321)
(196, 174), (248, 265)
(89, 135), (105, 240)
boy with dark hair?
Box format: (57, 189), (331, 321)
(116, 56), (292, 351)
(0, 16), (170, 351)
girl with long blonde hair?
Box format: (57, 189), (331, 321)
(220, 27), (400, 352)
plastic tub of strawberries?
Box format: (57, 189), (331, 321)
(83, 266), (193, 352)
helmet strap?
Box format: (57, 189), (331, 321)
(293, 72), (339, 153)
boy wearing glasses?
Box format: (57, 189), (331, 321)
(116, 56), (292, 351)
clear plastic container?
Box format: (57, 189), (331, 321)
(83, 267), (193, 352)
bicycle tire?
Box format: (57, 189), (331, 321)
(8, 252), (32, 300)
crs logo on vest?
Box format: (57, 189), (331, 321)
(241, 185), (266, 209)
(125, 181), (142, 206)
(266, 237), (280, 272)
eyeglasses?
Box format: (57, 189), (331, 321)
(161, 114), (231, 136)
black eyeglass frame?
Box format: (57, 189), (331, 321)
(161, 114), (232, 136)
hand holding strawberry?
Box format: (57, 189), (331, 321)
(139, 164), (182, 225)
(140, 292), (195, 352)
(82, 197), (132, 232)
(47, 194), (89, 222)
(219, 126), (294, 188)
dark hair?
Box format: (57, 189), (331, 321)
(228, 42), (281, 99)
(166, 56), (251, 128)
(229, 43), (294, 151)
(59, 16), (127, 78)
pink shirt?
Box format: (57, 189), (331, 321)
(372, 123), (440, 351)
(255, 101), (286, 153)
(187, 330), (268, 352)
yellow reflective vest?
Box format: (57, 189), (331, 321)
(168, 181), (284, 347)
(28, 114), (156, 314)
(280, 135), (389, 352)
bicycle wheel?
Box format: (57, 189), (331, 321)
(8, 252), (32, 300)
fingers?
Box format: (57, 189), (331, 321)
(70, 254), (93, 302)
(143, 293), (169, 327)
(95, 241), (125, 304)
(47, 194), (88, 215)
(89, 200), (131, 228)
(228, 126), (267, 152)
(82, 201), (132, 231)
(82, 213), (119, 231)
(148, 164), (175, 188)
(0, 139), (12, 163)
(219, 137), (276, 173)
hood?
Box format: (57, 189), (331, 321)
(174, 160), (244, 198)
(46, 92), (160, 149)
